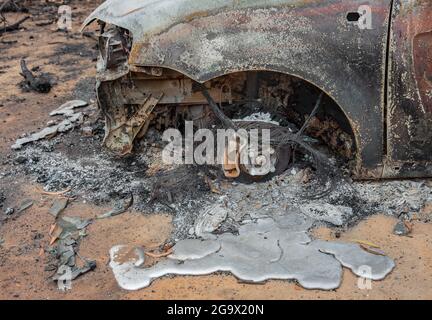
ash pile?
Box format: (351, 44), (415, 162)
(4, 98), (431, 241)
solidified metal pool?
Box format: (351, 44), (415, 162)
(109, 212), (395, 291)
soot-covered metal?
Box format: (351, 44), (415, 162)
(82, 0), (432, 180)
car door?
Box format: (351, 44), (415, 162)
(386, 0), (432, 177)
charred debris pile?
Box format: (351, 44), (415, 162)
(3, 90), (431, 241)
(1, 0), (430, 240)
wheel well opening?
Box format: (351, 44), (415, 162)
(100, 66), (358, 169)
(210, 71), (357, 163)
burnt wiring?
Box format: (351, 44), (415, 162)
(294, 92), (323, 141)
(199, 83), (345, 199)
(198, 83), (238, 131)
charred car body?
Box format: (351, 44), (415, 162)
(82, 0), (432, 179)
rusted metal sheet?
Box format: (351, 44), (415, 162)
(103, 93), (163, 155)
(386, 0), (432, 178)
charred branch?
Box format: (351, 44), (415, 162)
(198, 83), (238, 130)
(0, 15), (29, 35)
(19, 59), (53, 93)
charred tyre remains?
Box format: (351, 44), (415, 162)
(97, 41), (355, 180)
(96, 26), (356, 180)
(83, 0), (432, 180)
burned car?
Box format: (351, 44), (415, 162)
(82, 0), (432, 179)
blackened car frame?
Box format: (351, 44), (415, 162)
(82, 0), (432, 179)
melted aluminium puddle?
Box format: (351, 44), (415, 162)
(109, 212), (395, 291)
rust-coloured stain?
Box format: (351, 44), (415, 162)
(414, 32), (432, 113)
(386, 0), (432, 177)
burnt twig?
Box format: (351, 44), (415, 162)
(0, 15), (29, 35)
(19, 59), (53, 93)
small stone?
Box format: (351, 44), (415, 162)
(4, 208), (14, 216)
(393, 221), (410, 236)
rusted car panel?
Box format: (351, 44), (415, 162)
(83, 0), (432, 179)
(385, 0), (432, 178)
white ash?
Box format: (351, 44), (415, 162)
(5, 131), (217, 240)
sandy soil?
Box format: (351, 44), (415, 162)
(1, 182), (431, 300)
(0, 1), (431, 300)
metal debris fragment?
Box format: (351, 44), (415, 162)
(51, 229), (96, 287)
(16, 199), (33, 214)
(49, 100), (88, 117)
(12, 100), (90, 150)
(50, 216), (92, 243)
(300, 203), (354, 226)
(48, 198), (68, 218)
(59, 216), (92, 231)
(12, 112), (84, 150)
(68, 260), (97, 280)
(56, 238), (76, 267)
(52, 237), (96, 284)
(103, 94), (163, 155)
(97, 195), (133, 219)
(194, 204), (230, 238)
